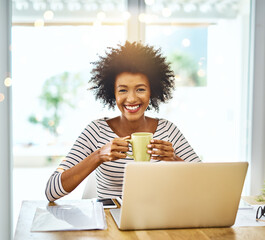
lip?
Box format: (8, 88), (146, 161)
(124, 104), (141, 113)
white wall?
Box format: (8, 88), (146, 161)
(250, 0), (265, 195)
(0, 0), (13, 239)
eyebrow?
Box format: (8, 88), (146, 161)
(117, 84), (148, 88)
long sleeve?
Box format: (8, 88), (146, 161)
(45, 120), (100, 201)
(45, 171), (69, 202)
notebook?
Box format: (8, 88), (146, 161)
(31, 201), (106, 231)
(110, 161), (248, 230)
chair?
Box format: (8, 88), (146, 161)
(82, 170), (97, 199)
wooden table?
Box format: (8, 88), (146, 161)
(14, 200), (265, 240)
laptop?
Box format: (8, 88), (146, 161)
(110, 161), (248, 230)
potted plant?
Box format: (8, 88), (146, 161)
(168, 51), (207, 87)
(256, 181), (265, 202)
(29, 71), (83, 137)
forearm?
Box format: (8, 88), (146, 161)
(61, 150), (102, 193)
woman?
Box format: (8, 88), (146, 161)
(45, 41), (200, 202)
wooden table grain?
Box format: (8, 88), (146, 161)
(14, 200), (265, 240)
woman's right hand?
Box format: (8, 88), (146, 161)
(98, 137), (130, 163)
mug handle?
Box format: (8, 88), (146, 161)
(125, 139), (134, 158)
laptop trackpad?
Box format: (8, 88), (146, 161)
(110, 208), (121, 228)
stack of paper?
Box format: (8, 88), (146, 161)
(31, 201), (106, 231)
(233, 196), (265, 227)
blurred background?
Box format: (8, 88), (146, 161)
(10, 0), (253, 231)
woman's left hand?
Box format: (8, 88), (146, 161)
(147, 139), (183, 161)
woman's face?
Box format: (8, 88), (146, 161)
(114, 72), (151, 122)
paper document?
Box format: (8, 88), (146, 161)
(31, 201), (106, 231)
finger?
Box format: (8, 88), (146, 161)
(111, 145), (129, 152)
(148, 144), (173, 152)
(121, 136), (130, 140)
(151, 156), (173, 161)
(113, 139), (129, 147)
(147, 148), (161, 155)
(148, 148), (175, 158)
(150, 139), (172, 146)
(114, 136), (130, 141)
(111, 151), (127, 160)
(149, 149), (167, 156)
(151, 156), (163, 160)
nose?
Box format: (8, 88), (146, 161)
(127, 90), (137, 103)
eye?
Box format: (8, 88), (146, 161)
(137, 88), (146, 92)
(118, 89), (127, 93)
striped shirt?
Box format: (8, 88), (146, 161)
(45, 118), (200, 201)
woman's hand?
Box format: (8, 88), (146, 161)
(147, 139), (183, 161)
(98, 137), (130, 163)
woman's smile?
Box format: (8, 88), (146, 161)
(124, 104), (141, 113)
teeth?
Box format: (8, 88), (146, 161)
(125, 105), (140, 110)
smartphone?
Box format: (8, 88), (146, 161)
(94, 198), (117, 209)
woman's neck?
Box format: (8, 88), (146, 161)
(119, 115), (148, 134)
(106, 115), (158, 137)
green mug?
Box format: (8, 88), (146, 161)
(126, 132), (153, 162)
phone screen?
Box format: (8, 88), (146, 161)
(95, 198), (117, 208)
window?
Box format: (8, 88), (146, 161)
(12, 25), (125, 160)
(144, 0), (251, 165)
(12, 0), (127, 166)
(11, 0), (253, 229)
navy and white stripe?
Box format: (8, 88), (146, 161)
(45, 118), (200, 201)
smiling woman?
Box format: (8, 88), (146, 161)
(114, 72), (151, 123)
(45, 41), (201, 202)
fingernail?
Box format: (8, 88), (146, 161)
(147, 144), (151, 148)
(151, 139), (154, 143)
(147, 150), (152, 153)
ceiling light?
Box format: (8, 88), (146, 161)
(67, 2), (81, 11)
(4, 77), (12, 87)
(84, 3), (98, 11)
(50, 2), (64, 11)
(43, 10), (54, 20)
(199, 4), (212, 13)
(15, 1), (29, 10)
(183, 3), (197, 13)
(101, 3), (115, 12)
(33, 2), (46, 11)
(171, 3), (181, 12)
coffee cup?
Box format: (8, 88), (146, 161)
(126, 132), (153, 162)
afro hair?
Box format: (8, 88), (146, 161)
(89, 41), (175, 111)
